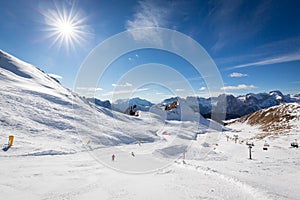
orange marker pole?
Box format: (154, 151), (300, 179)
(9, 135), (14, 146)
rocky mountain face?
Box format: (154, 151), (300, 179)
(232, 103), (300, 139)
(107, 91), (300, 122)
(184, 91), (300, 120)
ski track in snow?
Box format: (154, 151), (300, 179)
(175, 160), (271, 200)
(0, 147), (273, 200)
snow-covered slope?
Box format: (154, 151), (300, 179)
(0, 50), (168, 155)
(2, 50), (300, 200)
(231, 103), (300, 139)
(0, 50), (223, 156)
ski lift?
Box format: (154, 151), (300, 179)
(246, 141), (254, 147)
(263, 141), (270, 151)
(233, 135), (239, 144)
(246, 141), (254, 160)
(291, 139), (299, 148)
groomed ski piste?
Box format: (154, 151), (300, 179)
(1, 50), (300, 199)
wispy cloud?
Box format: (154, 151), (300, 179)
(199, 87), (206, 91)
(175, 88), (184, 92)
(126, 0), (168, 29)
(102, 88), (149, 96)
(76, 87), (103, 92)
(128, 54), (139, 61)
(229, 72), (248, 77)
(292, 81), (300, 84)
(125, 0), (172, 44)
(209, 0), (272, 51)
(155, 92), (164, 95)
(48, 73), (62, 79)
(227, 52), (300, 70)
(112, 82), (133, 87)
(221, 84), (256, 90)
(255, 36), (300, 55)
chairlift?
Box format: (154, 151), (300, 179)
(263, 141), (270, 151)
(291, 139), (299, 148)
(246, 141), (254, 147)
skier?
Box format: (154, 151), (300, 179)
(112, 154), (115, 161)
(131, 152), (135, 157)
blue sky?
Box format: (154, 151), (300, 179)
(1, 0), (300, 103)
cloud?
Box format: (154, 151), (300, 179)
(199, 87), (206, 91)
(125, 0), (171, 44)
(126, 1), (168, 29)
(227, 52), (300, 70)
(102, 88), (149, 96)
(112, 82), (133, 87)
(209, 0), (272, 51)
(221, 84), (256, 90)
(76, 87), (103, 92)
(229, 72), (248, 78)
(175, 88), (184, 92)
(48, 73), (62, 79)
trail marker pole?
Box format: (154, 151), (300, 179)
(249, 145), (252, 160)
(9, 135), (14, 147)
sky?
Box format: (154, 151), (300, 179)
(1, 0), (300, 103)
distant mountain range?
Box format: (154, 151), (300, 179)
(186, 91), (300, 120)
(111, 97), (154, 112)
(98, 91), (300, 121)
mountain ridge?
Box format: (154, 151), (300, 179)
(228, 102), (300, 139)
(106, 91), (300, 121)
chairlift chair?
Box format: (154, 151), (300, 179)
(291, 140), (299, 148)
(263, 141), (270, 150)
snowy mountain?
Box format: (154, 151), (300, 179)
(1, 50), (300, 200)
(87, 97), (111, 109)
(110, 90), (300, 123)
(0, 50), (168, 155)
(230, 102), (300, 139)
(0, 50), (222, 156)
(180, 91), (300, 120)
(112, 97), (154, 113)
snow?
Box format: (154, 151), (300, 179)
(1, 50), (300, 199)
(112, 97), (154, 112)
(2, 129), (299, 199)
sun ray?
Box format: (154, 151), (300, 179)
(42, 3), (91, 51)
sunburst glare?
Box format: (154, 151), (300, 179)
(42, 3), (91, 51)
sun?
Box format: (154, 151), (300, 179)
(57, 21), (74, 36)
(42, 4), (91, 50)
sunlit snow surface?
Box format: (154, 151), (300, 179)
(1, 50), (300, 199)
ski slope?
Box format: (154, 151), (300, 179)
(1, 131), (299, 200)
(1, 50), (300, 199)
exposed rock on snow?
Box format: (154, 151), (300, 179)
(234, 103), (300, 139)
